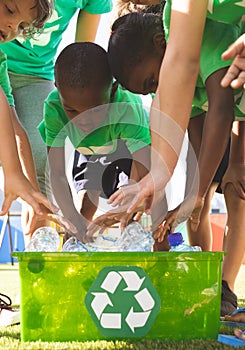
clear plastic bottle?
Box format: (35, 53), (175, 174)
(62, 236), (88, 252)
(115, 221), (154, 252)
(25, 226), (61, 252)
(168, 232), (202, 252)
(86, 222), (154, 252)
(63, 222), (155, 252)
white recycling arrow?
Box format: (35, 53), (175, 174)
(101, 313), (121, 329)
(89, 269), (159, 333)
(91, 293), (113, 319)
(135, 288), (155, 311)
(125, 307), (151, 332)
(101, 271), (122, 293)
(119, 271), (145, 291)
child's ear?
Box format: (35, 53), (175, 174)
(153, 33), (166, 53)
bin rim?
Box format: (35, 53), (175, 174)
(12, 251), (224, 263)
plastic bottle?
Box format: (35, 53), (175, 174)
(168, 232), (202, 252)
(62, 222), (154, 252)
(62, 236), (88, 252)
(79, 222), (154, 252)
(115, 221), (154, 252)
(25, 226), (60, 252)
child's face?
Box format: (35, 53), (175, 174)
(59, 84), (112, 134)
(0, 0), (38, 42)
(125, 55), (162, 95)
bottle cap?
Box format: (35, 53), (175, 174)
(168, 232), (184, 246)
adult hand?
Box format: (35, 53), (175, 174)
(221, 34), (245, 89)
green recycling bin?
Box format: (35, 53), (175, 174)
(13, 251), (224, 342)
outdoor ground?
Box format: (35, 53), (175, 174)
(0, 263), (244, 350)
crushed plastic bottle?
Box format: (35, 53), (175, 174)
(168, 232), (202, 252)
(27, 223), (154, 252)
(25, 226), (60, 252)
(62, 236), (88, 252)
(114, 221), (154, 252)
(63, 222), (154, 252)
(86, 234), (118, 252)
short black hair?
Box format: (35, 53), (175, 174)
(108, 12), (164, 87)
(55, 42), (112, 90)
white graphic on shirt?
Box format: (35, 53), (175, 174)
(16, 10), (61, 47)
(87, 157), (112, 166)
(235, 0), (245, 8)
(208, 0), (245, 19)
(207, 0), (214, 14)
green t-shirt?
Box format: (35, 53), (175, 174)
(163, 1), (245, 120)
(191, 19), (245, 120)
(164, 0), (245, 39)
(1, 0), (112, 80)
(0, 50), (14, 107)
(38, 86), (151, 155)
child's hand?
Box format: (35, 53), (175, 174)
(75, 229), (92, 244)
(24, 205), (78, 236)
(0, 173), (58, 216)
(65, 212), (93, 244)
(155, 196), (205, 242)
(153, 206), (180, 242)
(108, 178), (154, 215)
(221, 163), (245, 200)
(86, 207), (142, 240)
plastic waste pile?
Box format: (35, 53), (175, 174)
(25, 222), (154, 252)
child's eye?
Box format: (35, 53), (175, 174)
(5, 5), (14, 14)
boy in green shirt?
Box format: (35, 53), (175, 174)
(1, 0), (112, 197)
(39, 42), (151, 242)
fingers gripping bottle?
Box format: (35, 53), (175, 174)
(168, 232), (202, 252)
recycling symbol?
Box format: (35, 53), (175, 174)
(85, 266), (161, 337)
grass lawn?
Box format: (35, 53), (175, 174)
(1, 324), (244, 350)
(0, 264), (244, 350)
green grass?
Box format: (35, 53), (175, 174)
(0, 325), (242, 350)
(0, 264), (244, 350)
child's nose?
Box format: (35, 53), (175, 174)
(8, 21), (20, 33)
